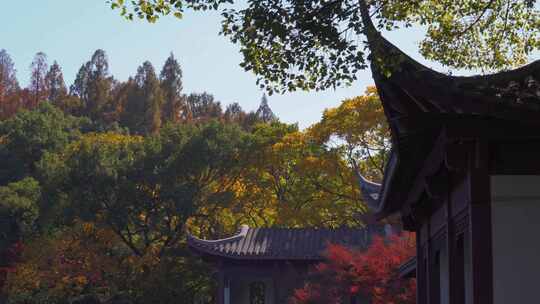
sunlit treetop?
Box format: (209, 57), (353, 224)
(108, 0), (539, 94)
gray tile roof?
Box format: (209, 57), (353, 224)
(187, 225), (373, 260)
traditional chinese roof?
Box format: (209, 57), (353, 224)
(358, 2), (540, 218)
(187, 225), (373, 260)
(356, 170), (383, 211)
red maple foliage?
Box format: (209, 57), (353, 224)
(290, 233), (416, 304)
(0, 241), (23, 292)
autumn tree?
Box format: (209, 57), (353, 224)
(39, 121), (248, 255)
(5, 221), (213, 304)
(4, 220), (130, 303)
(186, 120), (368, 236)
(160, 53), (184, 124)
(243, 122), (364, 228)
(0, 177), (41, 302)
(109, 0), (539, 93)
(309, 86), (389, 180)
(28, 52), (49, 108)
(0, 50), (19, 99)
(0, 49), (20, 119)
(290, 234), (416, 304)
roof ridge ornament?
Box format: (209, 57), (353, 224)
(186, 224), (249, 246)
(352, 160), (382, 211)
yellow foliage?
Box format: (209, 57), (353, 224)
(309, 86), (388, 149)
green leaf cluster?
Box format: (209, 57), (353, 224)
(107, 0), (539, 93)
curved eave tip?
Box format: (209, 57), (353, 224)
(357, 173), (382, 211)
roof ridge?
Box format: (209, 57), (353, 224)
(186, 225), (249, 247)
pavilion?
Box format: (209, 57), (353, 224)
(358, 2), (540, 304)
(187, 222), (395, 304)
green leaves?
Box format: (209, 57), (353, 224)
(0, 102), (88, 184)
(108, 0), (539, 92)
(0, 177), (41, 235)
(107, 0), (232, 21)
(378, 0), (540, 70)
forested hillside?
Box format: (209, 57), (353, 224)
(0, 49), (389, 304)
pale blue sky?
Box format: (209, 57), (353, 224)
(1, 1), (518, 128)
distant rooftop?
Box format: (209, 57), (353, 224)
(187, 225), (375, 260)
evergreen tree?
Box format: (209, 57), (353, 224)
(123, 62), (164, 134)
(224, 102), (246, 123)
(45, 61), (68, 104)
(255, 94), (276, 123)
(70, 63), (89, 100)
(160, 53), (183, 123)
(119, 78), (139, 131)
(70, 50), (113, 120)
(183, 92), (222, 122)
(29, 52), (49, 108)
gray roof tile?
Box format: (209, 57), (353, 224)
(187, 225), (371, 260)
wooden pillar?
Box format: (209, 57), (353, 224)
(426, 221), (433, 304)
(416, 234), (426, 304)
(272, 262), (280, 304)
(468, 141), (493, 304)
(224, 277), (230, 304)
(217, 267), (224, 304)
(446, 176), (456, 304)
(217, 263), (231, 304)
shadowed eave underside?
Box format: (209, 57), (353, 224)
(359, 1), (540, 218)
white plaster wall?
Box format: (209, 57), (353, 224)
(491, 175), (540, 304)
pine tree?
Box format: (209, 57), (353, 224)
(123, 61), (164, 134)
(29, 52), (49, 108)
(45, 61), (68, 104)
(160, 53), (184, 124)
(255, 94), (276, 123)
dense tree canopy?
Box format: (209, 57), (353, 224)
(109, 0), (539, 93)
(0, 43), (397, 303)
(0, 103), (89, 185)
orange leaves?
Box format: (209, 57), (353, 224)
(4, 223), (124, 301)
